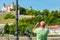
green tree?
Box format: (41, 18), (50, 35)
(42, 9), (49, 16)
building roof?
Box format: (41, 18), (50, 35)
(49, 25), (58, 29)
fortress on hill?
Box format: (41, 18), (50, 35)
(0, 2), (33, 16)
(1, 2), (32, 13)
(2, 2), (14, 12)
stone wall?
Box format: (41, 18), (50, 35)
(0, 37), (60, 40)
(0, 11), (16, 16)
(0, 11), (35, 19)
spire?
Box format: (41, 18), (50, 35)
(11, 2), (14, 6)
(30, 6), (32, 10)
(11, 0), (14, 3)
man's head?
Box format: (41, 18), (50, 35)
(40, 21), (45, 27)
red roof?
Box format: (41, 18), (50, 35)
(49, 25), (58, 29)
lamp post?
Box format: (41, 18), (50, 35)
(16, 0), (19, 40)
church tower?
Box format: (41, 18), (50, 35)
(30, 6), (32, 10)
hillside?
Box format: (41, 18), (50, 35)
(0, 15), (35, 24)
(0, 15), (15, 24)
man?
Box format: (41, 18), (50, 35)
(32, 21), (49, 40)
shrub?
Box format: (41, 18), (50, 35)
(0, 30), (2, 34)
(4, 13), (15, 19)
(4, 23), (9, 34)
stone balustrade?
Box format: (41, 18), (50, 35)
(0, 37), (60, 40)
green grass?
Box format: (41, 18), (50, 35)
(0, 15), (15, 24)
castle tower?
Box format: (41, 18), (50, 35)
(2, 2), (14, 12)
(11, 2), (14, 9)
(2, 3), (7, 12)
(3, 3), (5, 7)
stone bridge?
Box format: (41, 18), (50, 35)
(0, 37), (60, 40)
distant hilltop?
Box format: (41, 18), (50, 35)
(2, 2), (14, 12)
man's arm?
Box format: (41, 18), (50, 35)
(32, 22), (39, 32)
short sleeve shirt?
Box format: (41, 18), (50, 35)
(34, 28), (49, 40)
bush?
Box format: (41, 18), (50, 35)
(4, 23), (15, 34)
(4, 16), (42, 35)
(4, 15), (60, 35)
(4, 23), (9, 34)
(9, 25), (15, 34)
(4, 13), (15, 19)
(0, 30), (2, 34)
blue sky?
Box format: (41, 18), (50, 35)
(0, 0), (60, 11)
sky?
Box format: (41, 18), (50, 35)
(0, 0), (60, 11)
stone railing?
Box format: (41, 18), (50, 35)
(0, 37), (60, 40)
